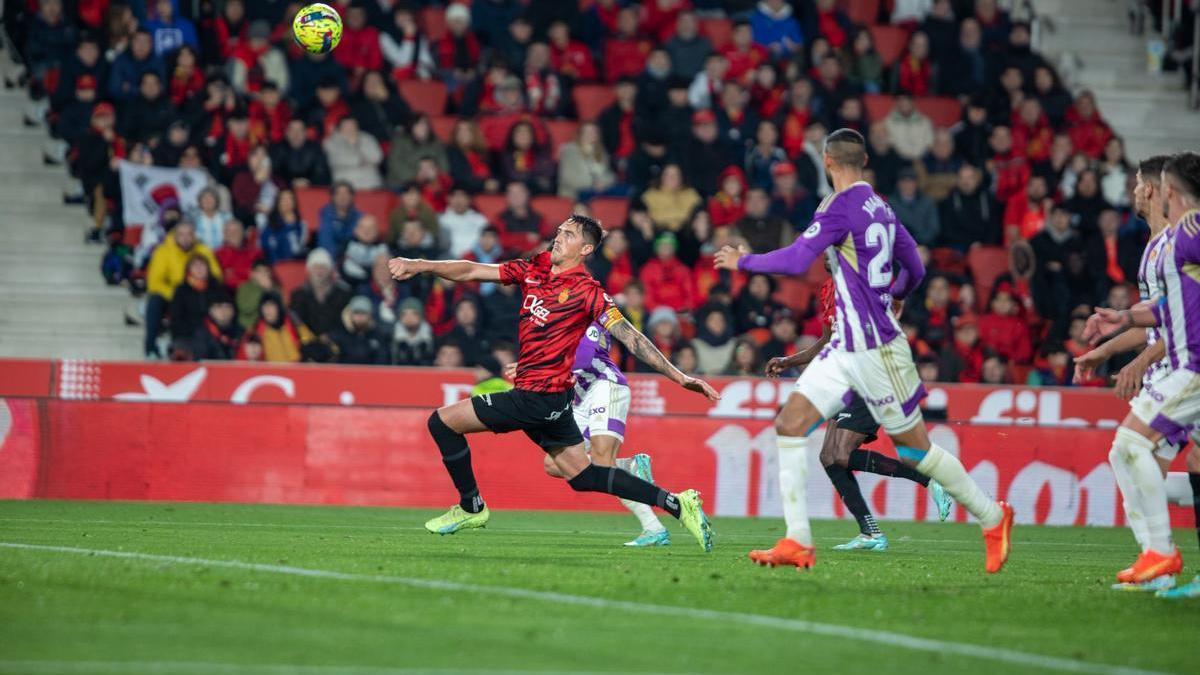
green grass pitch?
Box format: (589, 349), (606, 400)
(0, 500), (1196, 675)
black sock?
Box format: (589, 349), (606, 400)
(1190, 472), (1200, 549)
(568, 465), (681, 518)
(825, 464), (881, 537)
(848, 449), (930, 487)
(428, 412), (484, 513)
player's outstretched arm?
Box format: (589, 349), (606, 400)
(765, 324), (831, 377)
(387, 257), (501, 283)
(1083, 301), (1158, 344)
(1112, 339), (1167, 401)
(1073, 327), (1150, 383)
(610, 317), (720, 401)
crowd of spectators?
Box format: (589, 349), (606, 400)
(8, 0), (1153, 387)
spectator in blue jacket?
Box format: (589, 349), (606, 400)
(24, 0), (77, 87)
(108, 29), (165, 102)
(144, 0), (199, 58)
(261, 188), (308, 264)
(751, 0), (803, 58)
(316, 181), (361, 259)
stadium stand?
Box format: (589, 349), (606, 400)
(1, 0), (1195, 387)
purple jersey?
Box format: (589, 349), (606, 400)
(738, 182), (925, 352)
(1151, 210), (1200, 373)
(572, 321), (628, 395)
(1137, 229), (1171, 384)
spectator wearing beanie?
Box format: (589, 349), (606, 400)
(341, 215), (389, 291)
(939, 314), (984, 383)
(230, 20), (290, 96)
(709, 166), (748, 227)
(640, 232), (698, 313)
(977, 283), (1033, 365)
(691, 304), (736, 375)
(769, 161), (815, 230)
(640, 307), (684, 372)
(393, 298), (436, 366)
(437, 3), (481, 93)
(190, 290), (244, 361)
(289, 249), (353, 338)
(331, 296), (390, 365)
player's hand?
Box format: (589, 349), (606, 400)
(764, 357), (791, 378)
(681, 375), (720, 401)
(387, 257), (418, 281)
(1083, 308), (1131, 345)
(713, 244), (749, 271)
(1072, 348), (1106, 384)
(503, 362), (518, 381)
(1113, 360), (1148, 402)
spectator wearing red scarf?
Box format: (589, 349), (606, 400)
(548, 20), (597, 82)
(605, 6), (652, 82)
(216, 108), (258, 182)
(304, 77), (350, 140)
(1085, 209), (1141, 293)
(777, 78), (814, 157)
(597, 78), (639, 165)
(1010, 99), (1053, 162)
(977, 284), (1033, 364)
(895, 31), (933, 96)
(987, 125), (1031, 204)
(415, 158), (453, 213)
(248, 83), (291, 145)
(333, 5), (383, 89)
(214, 0), (248, 61)
(1064, 91), (1114, 159)
(708, 166), (748, 227)
(642, 0), (691, 43)
(722, 22), (769, 84)
(437, 3), (481, 96)
(815, 0), (854, 50)
(1003, 175), (1052, 244)
(166, 45), (204, 107)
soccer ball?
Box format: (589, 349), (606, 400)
(292, 3), (343, 55)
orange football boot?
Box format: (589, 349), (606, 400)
(1116, 558), (1140, 584)
(1128, 548), (1183, 584)
(983, 501), (1015, 573)
(747, 538), (815, 569)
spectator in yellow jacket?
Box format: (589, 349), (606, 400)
(144, 220), (221, 359)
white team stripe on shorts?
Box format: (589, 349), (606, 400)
(0, 542), (1167, 675)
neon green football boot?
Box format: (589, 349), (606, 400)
(424, 505), (490, 535)
(675, 489), (713, 552)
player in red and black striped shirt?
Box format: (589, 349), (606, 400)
(753, 276), (951, 564)
(388, 214), (718, 550)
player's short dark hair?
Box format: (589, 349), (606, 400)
(567, 214), (604, 249)
(1163, 152), (1200, 201)
(823, 128), (867, 168)
(1138, 155), (1171, 183)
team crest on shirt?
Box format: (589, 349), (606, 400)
(803, 222), (822, 239)
(558, 289), (570, 303)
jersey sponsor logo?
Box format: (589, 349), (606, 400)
(523, 294), (551, 326)
(590, 406), (606, 416)
(864, 394), (896, 408)
(803, 222), (822, 239)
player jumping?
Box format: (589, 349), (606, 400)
(1075, 154), (1200, 593)
(506, 320), (674, 546)
(388, 215), (718, 551)
(755, 277), (953, 558)
(716, 128), (1014, 573)
(1085, 152), (1200, 597)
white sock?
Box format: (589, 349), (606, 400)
(916, 443), (1003, 529)
(1110, 445), (1150, 550)
(1165, 472), (1195, 506)
(1115, 428), (1175, 554)
(615, 458), (665, 532)
(777, 435), (812, 546)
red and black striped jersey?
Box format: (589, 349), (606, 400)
(500, 252), (623, 393)
(819, 278), (836, 329)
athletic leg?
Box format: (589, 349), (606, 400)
(590, 435), (668, 541)
(423, 397), (493, 534)
(848, 449), (930, 486)
(819, 420), (884, 543)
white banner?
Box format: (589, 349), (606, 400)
(118, 161), (209, 227)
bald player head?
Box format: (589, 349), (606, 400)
(822, 128), (868, 190)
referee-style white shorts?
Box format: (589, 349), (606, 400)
(793, 335), (926, 435)
(573, 379), (631, 443)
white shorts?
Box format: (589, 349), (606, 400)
(794, 335), (925, 435)
(573, 379), (631, 443)
(1131, 367), (1200, 449)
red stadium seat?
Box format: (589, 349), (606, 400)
(847, 0), (882, 26)
(915, 96), (963, 129)
(419, 7), (447, 42)
(474, 193), (507, 223)
(356, 190), (396, 225)
(863, 93), (894, 122)
(399, 80), (448, 117)
(699, 18), (733, 50)
(589, 197), (629, 229)
(295, 185), (329, 234)
(966, 245), (1010, 312)
(572, 84), (617, 123)
(546, 119), (580, 158)
(273, 260), (308, 304)
(532, 196), (574, 229)
(868, 25), (908, 67)
(431, 115), (459, 142)
(773, 278), (813, 313)
(929, 247), (967, 277)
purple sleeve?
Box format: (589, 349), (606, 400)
(889, 223), (925, 299)
(738, 216), (845, 276)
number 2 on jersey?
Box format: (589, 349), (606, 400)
(865, 222), (896, 288)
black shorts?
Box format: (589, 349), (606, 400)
(833, 392), (880, 443)
(472, 388), (584, 451)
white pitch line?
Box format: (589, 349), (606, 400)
(0, 661), (684, 675)
(0, 542), (1169, 675)
(0, 518), (1137, 549)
